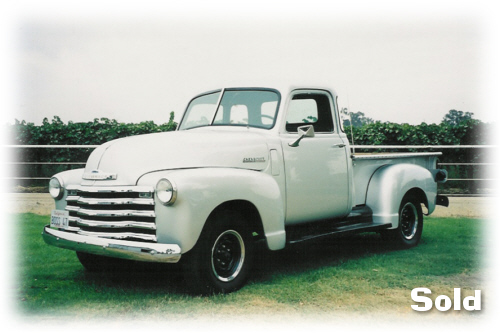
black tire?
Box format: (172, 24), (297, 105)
(76, 251), (129, 272)
(382, 194), (423, 249)
(182, 210), (254, 294)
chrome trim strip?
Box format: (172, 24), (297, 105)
(43, 226), (181, 263)
(66, 195), (79, 202)
(64, 185), (157, 243)
(66, 185), (154, 193)
(76, 218), (156, 230)
(66, 205), (80, 212)
(58, 225), (80, 232)
(77, 230), (157, 242)
(82, 171), (117, 180)
(352, 152), (442, 160)
(76, 197), (155, 206)
(75, 208), (156, 218)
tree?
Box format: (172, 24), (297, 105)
(341, 108), (375, 128)
(441, 109), (474, 126)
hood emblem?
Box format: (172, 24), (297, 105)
(83, 169), (118, 180)
(243, 157), (266, 163)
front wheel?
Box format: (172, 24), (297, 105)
(182, 211), (254, 294)
(382, 195), (423, 249)
(211, 229), (247, 283)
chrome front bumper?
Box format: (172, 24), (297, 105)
(42, 225), (182, 263)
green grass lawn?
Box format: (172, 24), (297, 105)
(13, 213), (484, 321)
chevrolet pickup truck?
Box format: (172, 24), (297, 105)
(43, 86), (449, 294)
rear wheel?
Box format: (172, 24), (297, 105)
(183, 211), (254, 294)
(383, 194), (423, 249)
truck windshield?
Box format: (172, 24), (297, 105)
(179, 89), (280, 130)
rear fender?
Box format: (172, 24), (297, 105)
(365, 163), (437, 228)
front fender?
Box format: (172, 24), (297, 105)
(138, 168), (286, 253)
(365, 164), (437, 228)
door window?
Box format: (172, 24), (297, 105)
(285, 92), (334, 133)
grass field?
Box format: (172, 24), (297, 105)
(13, 213), (485, 323)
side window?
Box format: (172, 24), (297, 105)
(285, 93), (334, 133)
(286, 99), (318, 124)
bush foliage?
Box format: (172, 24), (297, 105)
(345, 119), (491, 147)
(343, 119), (494, 194)
(10, 113), (177, 147)
(6, 112), (494, 194)
(7, 113), (177, 187)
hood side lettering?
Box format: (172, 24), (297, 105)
(243, 157), (266, 163)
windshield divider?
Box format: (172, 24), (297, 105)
(210, 88), (225, 126)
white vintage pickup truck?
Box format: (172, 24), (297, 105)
(43, 86), (449, 294)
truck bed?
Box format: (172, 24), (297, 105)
(351, 152), (441, 206)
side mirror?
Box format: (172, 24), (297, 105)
(289, 125), (315, 147)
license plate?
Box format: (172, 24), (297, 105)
(51, 210), (69, 229)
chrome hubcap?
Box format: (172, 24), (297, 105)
(211, 230), (245, 282)
(400, 202), (418, 240)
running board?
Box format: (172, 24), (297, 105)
(286, 206), (392, 244)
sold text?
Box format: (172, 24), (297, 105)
(411, 288), (481, 312)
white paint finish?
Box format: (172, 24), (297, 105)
(270, 149), (280, 176)
(47, 86), (445, 256)
(365, 163), (438, 227)
(83, 129), (271, 186)
(279, 88), (351, 224)
(138, 168), (286, 253)
(281, 134), (350, 224)
(352, 154), (439, 206)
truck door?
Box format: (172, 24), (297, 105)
(281, 89), (350, 224)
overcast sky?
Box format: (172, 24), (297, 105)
(3, 1), (499, 126)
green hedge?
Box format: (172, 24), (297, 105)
(344, 120), (494, 194)
(346, 119), (490, 147)
(7, 113), (177, 188)
(10, 113), (177, 146)
(6, 115), (494, 194)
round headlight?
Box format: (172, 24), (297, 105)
(156, 179), (177, 205)
(49, 177), (64, 200)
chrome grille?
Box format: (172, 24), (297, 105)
(65, 185), (156, 242)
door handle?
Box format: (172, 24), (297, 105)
(333, 143), (346, 148)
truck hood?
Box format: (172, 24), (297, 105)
(82, 129), (270, 186)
